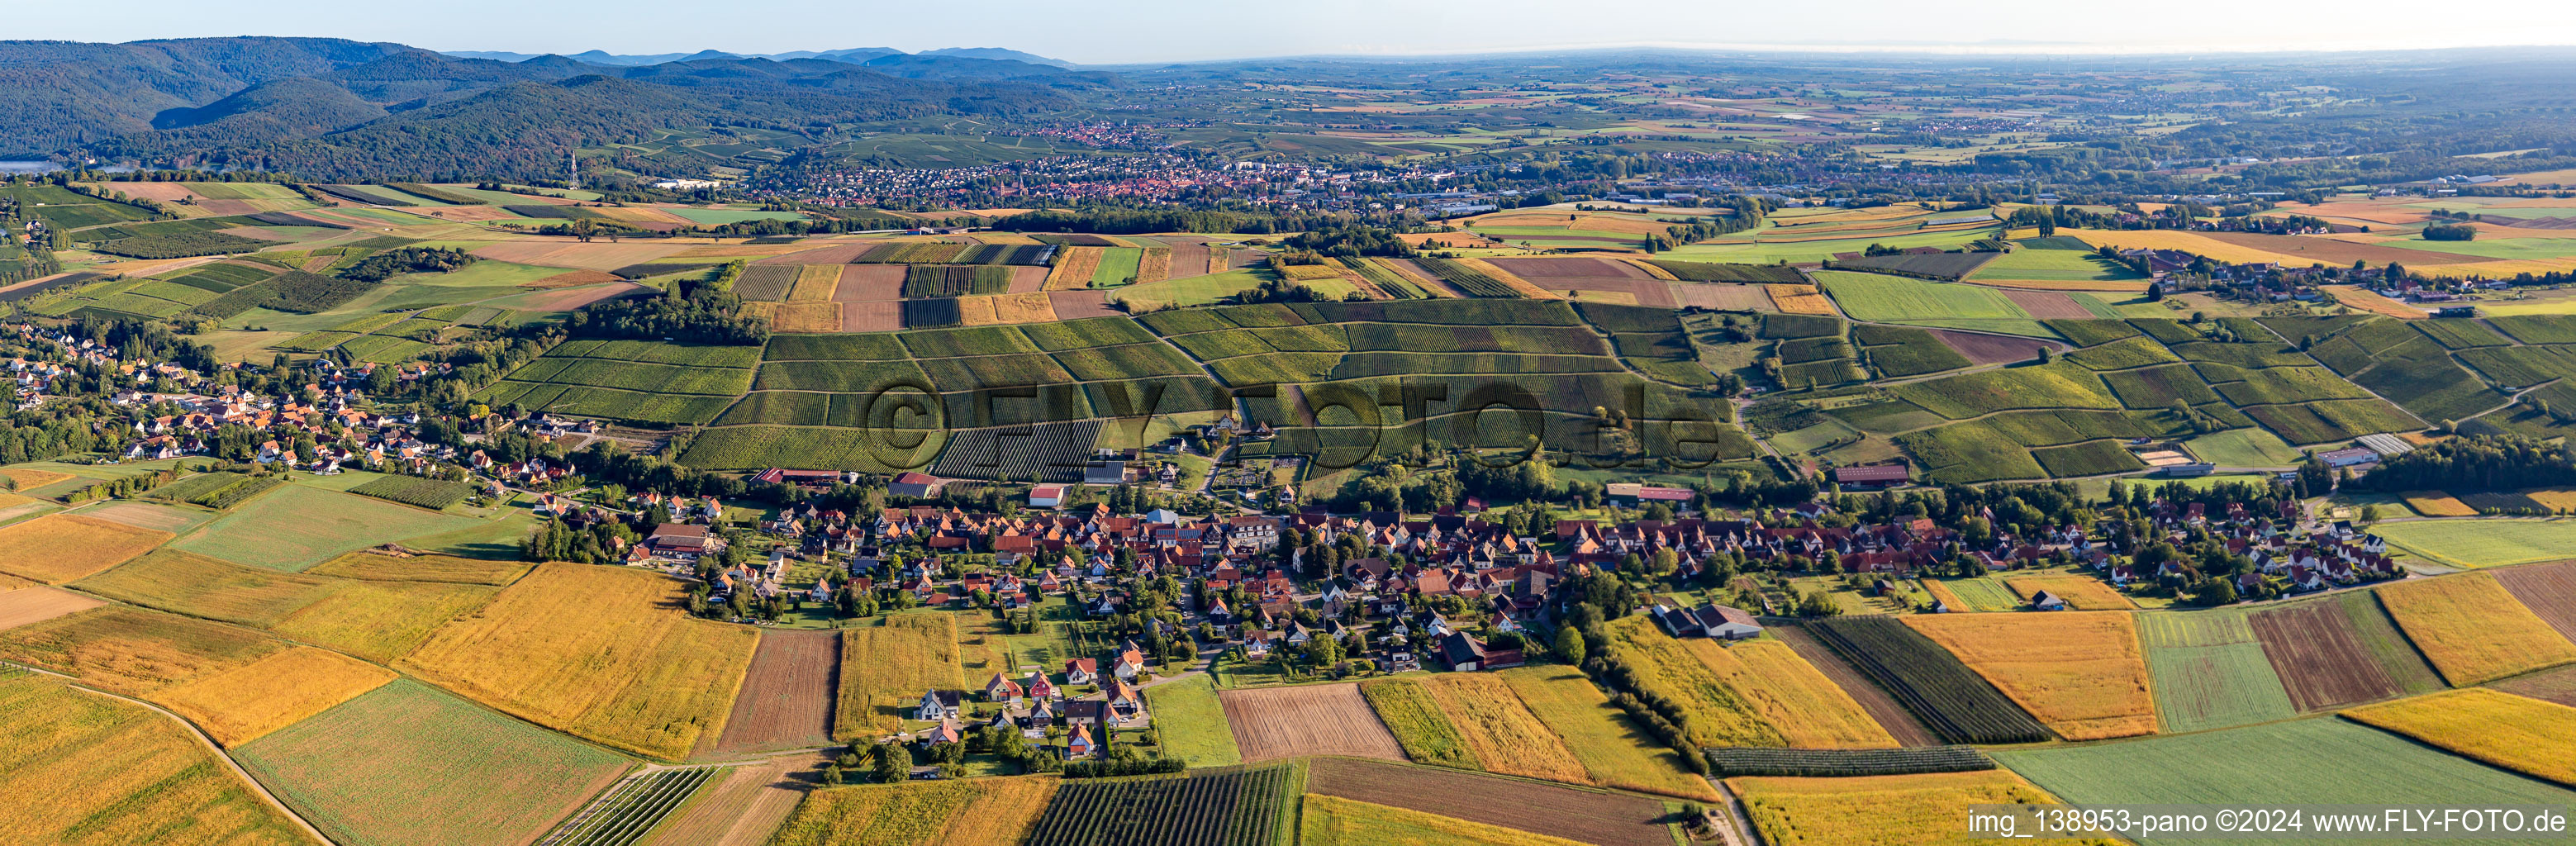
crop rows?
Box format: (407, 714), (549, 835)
(928, 420), (1104, 482)
(349, 475), (473, 510)
(1023, 763), (1291, 846)
(857, 241), (970, 264)
(190, 474), (282, 510)
(1338, 257), (1424, 298)
(1705, 745), (1995, 777)
(901, 264), (1013, 297)
(1411, 257), (1519, 297)
(1805, 616), (2052, 744)
(1644, 259), (1804, 283)
(540, 766), (722, 846)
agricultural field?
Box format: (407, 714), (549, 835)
(714, 630), (839, 754)
(1904, 612), (2158, 740)
(1372, 673), (1590, 782)
(1677, 634), (1898, 748)
(1599, 616), (1799, 748)
(347, 475), (474, 510)
(1303, 757), (1671, 846)
(2496, 560), (2576, 643)
(1300, 795), (1589, 846)
(151, 646), (396, 747)
(237, 678), (631, 846)
(1219, 682), (1408, 763)
(2374, 573), (2576, 686)
(540, 766), (725, 846)
(169, 483), (481, 572)
(1704, 745), (1994, 778)
(1728, 770), (2109, 846)
(768, 776), (1057, 846)
(2373, 519), (2576, 569)
(1023, 763), (1296, 846)
(0, 585), (104, 631)
(2343, 689), (2576, 788)
(2247, 590), (2446, 711)
(72, 549), (503, 663)
(1357, 677), (1478, 768)
(0, 606), (285, 696)
(2136, 611), (2297, 733)
(1813, 271), (2064, 336)
(1143, 675), (1243, 767)
(834, 613), (962, 739)
(1495, 666), (1718, 800)
(1806, 616), (2052, 744)
(1997, 717), (2576, 844)
(0, 513), (173, 583)
(0, 674), (315, 846)
(400, 563), (758, 759)
(305, 551), (531, 585)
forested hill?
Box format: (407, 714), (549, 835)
(0, 36), (1088, 180)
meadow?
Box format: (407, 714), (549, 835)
(237, 678), (631, 846)
(1142, 675), (1242, 767)
(2372, 519), (2576, 569)
(0, 674), (314, 846)
(399, 563), (758, 759)
(169, 483), (482, 572)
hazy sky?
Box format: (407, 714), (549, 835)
(21, 0), (2576, 64)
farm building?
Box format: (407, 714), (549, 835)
(890, 472), (946, 498)
(1654, 603), (1765, 639)
(2030, 590), (2067, 611)
(1832, 463), (1911, 487)
(1605, 482), (1691, 503)
(1438, 631), (1523, 672)
(2317, 448), (2378, 468)
(1029, 484), (1065, 507)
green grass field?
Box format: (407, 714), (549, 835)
(2373, 519), (2576, 569)
(2182, 428), (2307, 467)
(2137, 610), (2298, 733)
(667, 207), (806, 225)
(1927, 577), (2021, 612)
(1811, 270), (2055, 337)
(1112, 269), (1268, 311)
(168, 482), (482, 572)
(236, 679), (630, 846)
(1998, 718), (2576, 844)
(1140, 675), (1242, 767)
(1966, 248), (2148, 282)
(1090, 247), (1145, 288)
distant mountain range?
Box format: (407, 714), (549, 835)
(0, 36), (1105, 180)
(440, 46), (1075, 69)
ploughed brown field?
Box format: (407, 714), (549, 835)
(712, 630), (840, 754)
(1305, 757), (1673, 846)
(1218, 683), (1406, 763)
(2493, 665), (2576, 708)
(1928, 329), (2058, 366)
(2246, 601), (2400, 711)
(1770, 623), (1938, 747)
(2493, 560), (2576, 643)
(1999, 290), (2096, 320)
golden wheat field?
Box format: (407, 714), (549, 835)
(2374, 574), (2576, 686)
(0, 513), (173, 584)
(1767, 284), (1837, 315)
(834, 613), (963, 739)
(1680, 638), (1899, 749)
(1045, 246), (1104, 290)
(1729, 770), (2113, 846)
(0, 606), (284, 696)
(0, 675), (313, 846)
(2343, 688), (2576, 787)
(1498, 666), (1718, 800)
(152, 646), (397, 747)
(398, 563), (758, 759)
(269, 578), (503, 663)
(305, 551), (532, 585)
(1412, 673), (1590, 784)
(1904, 611), (2160, 740)
(2001, 574), (2136, 611)
(0, 467), (74, 490)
